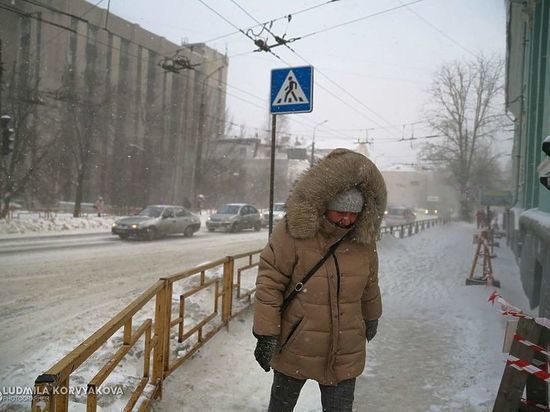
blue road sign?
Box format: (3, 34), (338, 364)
(270, 66), (314, 114)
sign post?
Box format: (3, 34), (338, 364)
(268, 66), (314, 235)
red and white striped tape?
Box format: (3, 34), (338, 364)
(513, 334), (550, 358)
(488, 291), (550, 330)
(507, 355), (550, 382)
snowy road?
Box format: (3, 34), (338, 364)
(0, 228), (268, 401)
(0, 232), (117, 254)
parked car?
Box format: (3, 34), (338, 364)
(261, 202), (286, 227)
(206, 203), (262, 233)
(111, 205), (201, 240)
(383, 205), (416, 226)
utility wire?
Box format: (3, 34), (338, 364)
(0, 4), (77, 33)
(197, 0), (282, 59)
(226, 0), (405, 136)
(18, 0), (92, 23)
(397, 0), (476, 57)
(201, 0), (342, 45)
(298, 0), (425, 40)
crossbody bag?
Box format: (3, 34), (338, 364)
(279, 230), (351, 313)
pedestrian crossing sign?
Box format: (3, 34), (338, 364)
(270, 66), (313, 114)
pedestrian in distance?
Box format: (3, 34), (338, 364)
(253, 148), (387, 412)
(94, 196), (105, 218)
(475, 209), (485, 229)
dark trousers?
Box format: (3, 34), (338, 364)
(268, 370), (356, 412)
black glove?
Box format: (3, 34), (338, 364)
(365, 319), (378, 342)
(254, 334), (279, 372)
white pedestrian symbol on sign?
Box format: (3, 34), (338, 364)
(273, 70), (309, 105)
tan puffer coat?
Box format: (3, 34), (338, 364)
(253, 148), (387, 385)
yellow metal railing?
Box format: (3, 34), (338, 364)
(32, 249), (262, 411)
(380, 217), (449, 238)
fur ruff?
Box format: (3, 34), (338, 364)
(285, 148), (387, 244)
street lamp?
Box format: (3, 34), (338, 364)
(311, 120), (328, 166)
(193, 64), (226, 207)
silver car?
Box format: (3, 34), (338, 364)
(261, 202), (286, 227)
(206, 203), (262, 233)
(111, 205), (201, 240)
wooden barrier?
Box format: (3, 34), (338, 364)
(493, 318), (550, 410)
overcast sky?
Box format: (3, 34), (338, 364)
(100, 0), (507, 169)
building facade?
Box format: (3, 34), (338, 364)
(0, 0), (227, 209)
(505, 0), (550, 317)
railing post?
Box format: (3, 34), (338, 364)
(399, 226), (404, 238)
(407, 224), (412, 237)
(152, 279), (170, 399)
(222, 257), (235, 324)
(32, 375), (58, 412)
(163, 282), (172, 375)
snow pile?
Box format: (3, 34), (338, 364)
(0, 213), (115, 235)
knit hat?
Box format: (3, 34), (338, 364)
(326, 187), (364, 213)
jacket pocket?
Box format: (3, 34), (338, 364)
(355, 313), (366, 337)
(281, 317), (305, 349)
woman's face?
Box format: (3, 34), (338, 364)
(324, 210), (359, 228)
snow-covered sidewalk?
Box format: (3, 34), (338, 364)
(154, 222), (533, 412)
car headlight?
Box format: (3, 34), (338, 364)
(112, 223), (117, 227)
(131, 224), (139, 229)
(425, 209), (429, 214)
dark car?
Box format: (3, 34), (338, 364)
(111, 205), (201, 240)
(206, 203), (262, 233)
(383, 206), (416, 226)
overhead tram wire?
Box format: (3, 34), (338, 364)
(226, 0), (408, 137)
(297, 0), (425, 41)
(18, 0), (97, 23)
(1, 3), (268, 135)
(13, 0), (255, 71)
(0, 4), (78, 33)
(201, 0), (344, 45)
(397, 0), (476, 57)
(284, 1), (429, 137)
(13, 0), (107, 48)
(7, 0), (357, 144)
(197, 1), (372, 141)
(197, 0), (282, 60)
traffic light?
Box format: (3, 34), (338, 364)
(1, 115), (14, 156)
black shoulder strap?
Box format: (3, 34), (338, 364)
(280, 230), (351, 313)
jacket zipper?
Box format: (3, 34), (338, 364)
(281, 318), (303, 348)
(333, 251), (341, 300)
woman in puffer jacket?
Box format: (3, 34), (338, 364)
(253, 148), (387, 411)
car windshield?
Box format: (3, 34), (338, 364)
(217, 205), (240, 215)
(273, 204), (285, 212)
(137, 206), (163, 218)
(388, 208), (406, 215)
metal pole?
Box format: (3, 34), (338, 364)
(269, 114), (277, 236)
(310, 130), (315, 166)
(310, 120), (327, 166)
(0, 39), (3, 118)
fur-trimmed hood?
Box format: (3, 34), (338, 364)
(286, 148), (387, 244)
